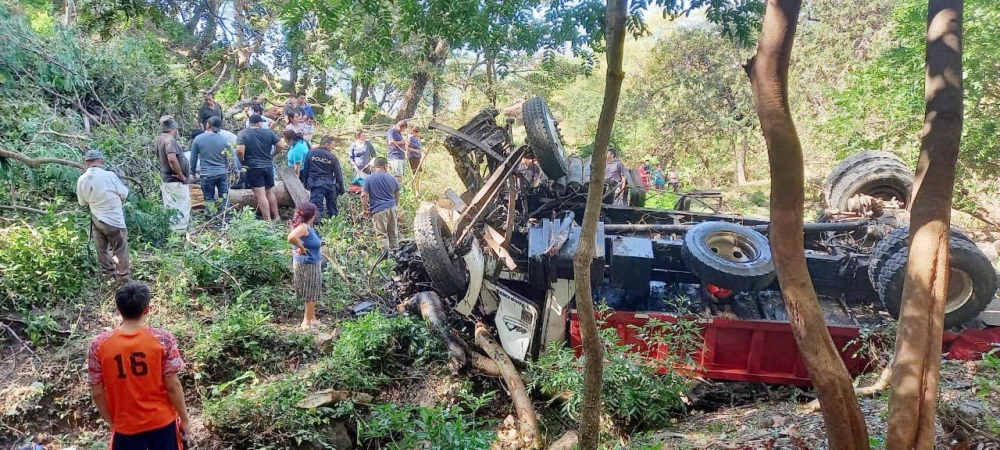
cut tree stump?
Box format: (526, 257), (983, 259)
(276, 166), (310, 208)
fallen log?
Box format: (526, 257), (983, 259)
(547, 430), (579, 450)
(296, 389), (374, 409)
(276, 165), (310, 208)
(804, 362), (893, 413)
(225, 181), (295, 209)
(469, 350), (502, 377)
(475, 322), (542, 449)
(415, 291), (467, 373)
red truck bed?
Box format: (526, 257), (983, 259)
(568, 311), (999, 387)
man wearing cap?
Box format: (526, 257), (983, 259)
(77, 150), (131, 281)
(237, 114), (282, 221)
(199, 90), (223, 130)
(155, 115), (191, 231)
(190, 116), (234, 217)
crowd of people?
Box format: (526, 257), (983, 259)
(73, 91), (430, 449)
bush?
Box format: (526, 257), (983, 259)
(360, 403), (496, 449)
(202, 312), (446, 447)
(188, 210), (291, 290)
(188, 299), (315, 383)
(0, 216), (92, 312)
(529, 319), (695, 428)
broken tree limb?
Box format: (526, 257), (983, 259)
(0, 147), (84, 170)
(468, 351), (502, 377)
(296, 390), (374, 409)
(226, 182), (295, 208)
(805, 363), (893, 413)
(475, 322), (542, 449)
(547, 430), (579, 450)
(0, 205), (46, 215)
(321, 247), (351, 284)
(415, 291), (467, 373)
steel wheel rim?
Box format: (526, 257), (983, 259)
(705, 231), (761, 264)
(945, 268), (974, 314)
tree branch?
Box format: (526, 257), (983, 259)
(0, 147), (84, 170)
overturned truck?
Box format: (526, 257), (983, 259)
(395, 97), (999, 387)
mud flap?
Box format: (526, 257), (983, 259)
(495, 285), (539, 362)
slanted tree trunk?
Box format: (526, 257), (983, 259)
(735, 133), (748, 185)
(886, 1), (963, 449)
(745, 1), (869, 448)
(395, 38), (448, 121)
(573, 1), (627, 448)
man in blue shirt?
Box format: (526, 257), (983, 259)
(362, 157), (401, 252)
(191, 116), (235, 216)
(300, 136), (345, 221)
(386, 120), (408, 182)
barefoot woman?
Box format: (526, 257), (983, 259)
(287, 203), (322, 329)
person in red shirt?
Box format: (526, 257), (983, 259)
(88, 282), (190, 450)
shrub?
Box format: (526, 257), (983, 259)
(360, 403), (496, 449)
(0, 217), (92, 312)
(188, 299), (315, 383)
(529, 319), (695, 428)
(189, 210), (291, 290)
(202, 312), (446, 447)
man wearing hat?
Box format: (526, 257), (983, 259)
(76, 149), (131, 281)
(155, 115), (191, 231)
(199, 90), (223, 131)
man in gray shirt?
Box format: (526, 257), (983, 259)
(605, 147), (627, 205)
(190, 116), (233, 215)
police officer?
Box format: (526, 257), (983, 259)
(300, 136), (345, 221)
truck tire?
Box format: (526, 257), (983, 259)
(875, 236), (997, 329)
(414, 209), (469, 297)
(824, 151), (913, 211)
(681, 222), (776, 292)
(523, 97), (569, 180)
(868, 226), (973, 284)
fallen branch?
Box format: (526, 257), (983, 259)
(0, 322), (34, 355)
(468, 350), (502, 377)
(0, 147), (84, 170)
(296, 389), (374, 409)
(36, 130), (91, 141)
(475, 322), (542, 449)
(415, 291), (467, 373)
(321, 247), (351, 284)
(0, 205), (45, 215)
(804, 363), (892, 413)
(547, 431), (579, 450)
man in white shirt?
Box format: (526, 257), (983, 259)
(76, 149), (131, 281)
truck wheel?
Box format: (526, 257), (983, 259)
(523, 97), (569, 180)
(681, 222), (776, 292)
(824, 151), (913, 211)
(875, 236), (997, 329)
(414, 208), (469, 297)
(868, 225), (973, 284)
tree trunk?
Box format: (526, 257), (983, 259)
(735, 133), (748, 185)
(63, 0), (77, 25)
(485, 55), (498, 107)
(358, 82), (371, 113)
(191, 4), (218, 60)
(395, 38), (448, 121)
(432, 78), (441, 117)
(744, 1), (870, 449)
(573, 1), (627, 448)
(886, 2), (963, 449)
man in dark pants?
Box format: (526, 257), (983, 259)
(190, 116), (233, 217)
(300, 136), (345, 222)
(76, 149), (130, 282)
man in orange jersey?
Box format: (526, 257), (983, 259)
(87, 282), (190, 450)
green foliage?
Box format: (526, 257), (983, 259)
(187, 210), (291, 290)
(22, 312), (61, 346)
(360, 403), (495, 449)
(123, 196), (173, 246)
(188, 296), (315, 383)
(0, 217), (92, 312)
(529, 316), (696, 428)
(202, 312), (447, 447)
